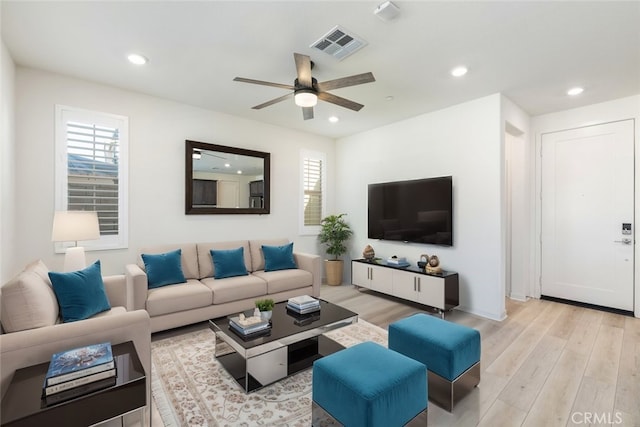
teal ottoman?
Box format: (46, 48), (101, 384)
(312, 341), (428, 427)
(389, 314), (480, 412)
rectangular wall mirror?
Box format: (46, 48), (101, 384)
(185, 140), (270, 214)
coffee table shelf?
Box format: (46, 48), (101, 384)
(209, 299), (357, 393)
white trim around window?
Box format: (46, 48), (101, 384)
(299, 149), (326, 235)
(54, 105), (129, 252)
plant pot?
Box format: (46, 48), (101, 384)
(260, 310), (272, 321)
(325, 259), (344, 286)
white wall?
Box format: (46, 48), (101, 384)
(0, 39), (16, 283)
(337, 94), (506, 320)
(13, 67), (335, 276)
(532, 94), (640, 317)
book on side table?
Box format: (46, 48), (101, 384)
(42, 342), (116, 402)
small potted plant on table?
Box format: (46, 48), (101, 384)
(255, 298), (275, 320)
(318, 213), (353, 286)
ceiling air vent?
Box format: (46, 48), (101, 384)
(310, 25), (367, 61)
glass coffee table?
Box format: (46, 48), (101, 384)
(209, 299), (357, 392)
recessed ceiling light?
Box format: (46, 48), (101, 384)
(224, 163), (231, 168)
(451, 66), (468, 77)
(567, 87), (584, 96)
(127, 53), (148, 65)
(237, 170), (242, 174)
(385, 96), (394, 101)
(328, 116), (339, 123)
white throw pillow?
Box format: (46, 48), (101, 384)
(0, 260), (59, 332)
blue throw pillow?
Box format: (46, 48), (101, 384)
(48, 261), (111, 323)
(262, 242), (297, 272)
(141, 249), (186, 289)
(210, 247), (248, 279)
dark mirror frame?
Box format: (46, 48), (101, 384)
(185, 140), (271, 215)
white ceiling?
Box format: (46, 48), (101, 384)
(2, 1), (639, 139)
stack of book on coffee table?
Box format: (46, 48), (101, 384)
(229, 314), (271, 338)
(287, 295), (321, 315)
(42, 342), (116, 406)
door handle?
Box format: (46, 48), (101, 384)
(614, 238), (632, 244)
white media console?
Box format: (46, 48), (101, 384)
(351, 259), (459, 318)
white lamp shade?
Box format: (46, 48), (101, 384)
(52, 211), (100, 243)
(294, 90), (318, 107)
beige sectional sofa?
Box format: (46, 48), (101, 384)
(0, 261), (152, 426)
(125, 238), (321, 333)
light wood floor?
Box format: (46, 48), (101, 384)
(321, 284), (640, 427)
(151, 285), (640, 427)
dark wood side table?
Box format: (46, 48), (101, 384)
(1, 341), (146, 427)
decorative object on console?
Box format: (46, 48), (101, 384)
(417, 254), (428, 269)
(362, 245), (375, 261)
(318, 214), (354, 286)
(386, 256), (408, 266)
(51, 211), (100, 272)
(426, 254), (443, 274)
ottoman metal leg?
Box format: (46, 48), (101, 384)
(428, 362), (480, 412)
(312, 401), (428, 426)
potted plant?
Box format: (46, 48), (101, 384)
(318, 213), (353, 286)
(255, 298), (275, 320)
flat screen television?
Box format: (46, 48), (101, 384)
(368, 176), (453, 246)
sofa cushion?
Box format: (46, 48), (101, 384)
(197, 241), (251, 278)
(138, 243), (199, 280)
(48, 261), (111, 323)
(252, 269), (313, 294)
(262, 242), (297, 272)
(201, 275), (267, 304)
(249, 238), (289, 272)
(211, 247), (248, 279)
(0, 260), (59, 333)
(141, 249), (186, 288)
(146, 279), (212, 317)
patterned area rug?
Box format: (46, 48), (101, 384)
(151, 320), (388, 426)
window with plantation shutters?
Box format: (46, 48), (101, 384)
(55, 106), (129, 251)
(300, 150), (326, 235)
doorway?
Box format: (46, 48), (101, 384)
(506, 126), (529, 301)
(540, 120), (634, 311)
(218, 181), (240, 208)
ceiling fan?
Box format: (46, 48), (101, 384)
(234, 53), (375, 120)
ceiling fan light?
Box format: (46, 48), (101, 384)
(294, 90), (318, 107)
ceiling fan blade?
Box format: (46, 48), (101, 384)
(318, 92), (364, 112)
(294, 53), (313, 87)
(252, 93), (293, 110)
(317, 72), (376, 92)
(234, 77), (294, 91)
(302, 107), (314, 120)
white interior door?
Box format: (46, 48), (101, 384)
(218, 181), (239, 208)
(541, 120), (634, 311)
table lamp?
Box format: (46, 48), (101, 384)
(51, 211), (100, 272)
